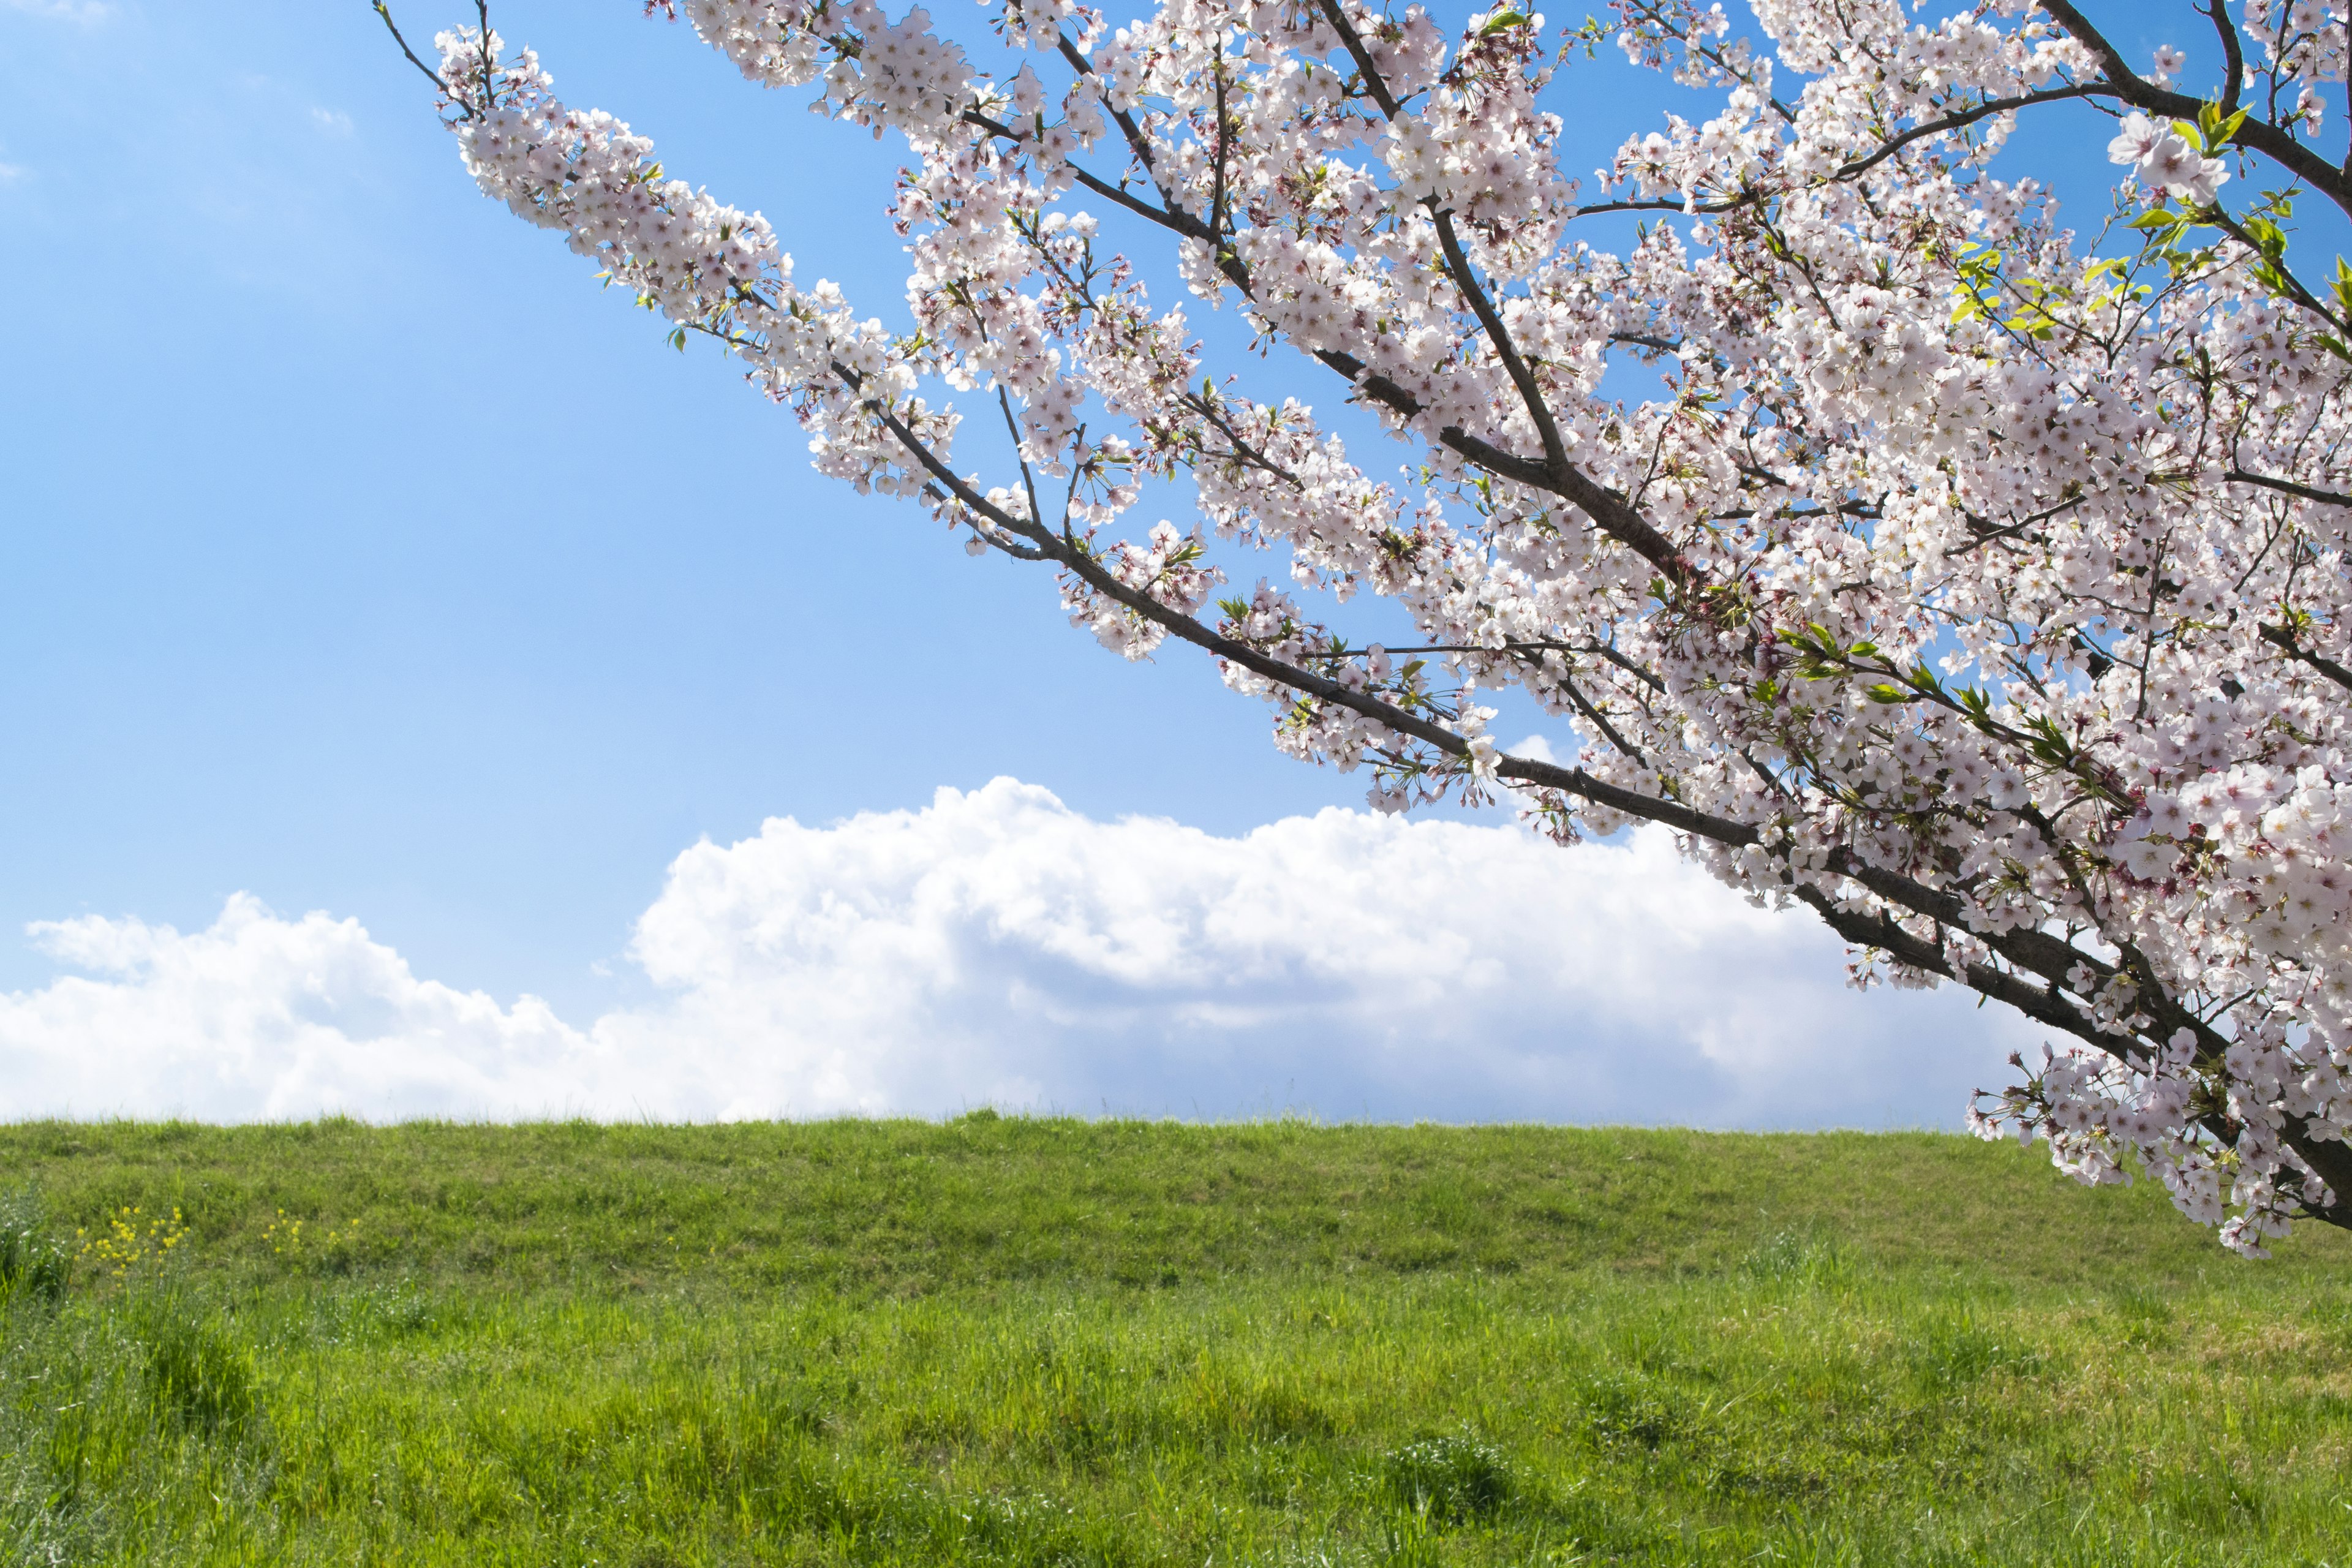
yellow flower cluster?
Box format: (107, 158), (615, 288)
(264, 1209), (361, 1267)
(75, 1204), (187, 1281)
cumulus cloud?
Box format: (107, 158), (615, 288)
(4, 897), (590, 1121)
(0, 780), (2034, 1125)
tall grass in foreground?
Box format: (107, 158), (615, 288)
(1, 1118), (2348, 1566)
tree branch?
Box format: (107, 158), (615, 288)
(838, 352), (2352, 1232)
(1426, 203), (1577, 476)
(1832, 85), (2100, 183)
(2203, 0), (2245, 118)
(371, 0), (472, 116)
(2042, 0), (2352, 219)
(2227, 467), (2352, 509)
(2259, 620), (2352, 692)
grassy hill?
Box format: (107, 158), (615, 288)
(1, 1118), (2347, 1565)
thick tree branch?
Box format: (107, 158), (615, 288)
(1306, 345), (1691, 581)
(1788, 886), (2103, 1039)
(2227, 467), (2352, 509)
(2042, 0), (2352, 219)
(817, 345), (2352, 1237)
(2203, 0), (2245, 118)
(968, 91), (1691, 582)
(834, 352), (2184, 1052)
(2260, 620), (2352, 692)
(1311, 0), (1403, 120)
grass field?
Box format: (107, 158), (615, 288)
(2, 1118), (2350, 1566)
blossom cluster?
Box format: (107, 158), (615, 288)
(2105, 113), (2228, 204)
(410, 0), (2352, 1253)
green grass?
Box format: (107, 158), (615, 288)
(2, 1117), (2349, 1566)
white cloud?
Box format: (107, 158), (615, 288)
(309, 107), (353, 137)
(4, 896), (592, 1121)
(0, 162), (23, 186)
(0, 780), (2034, 1125)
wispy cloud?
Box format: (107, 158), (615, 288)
(0, 780), (2031, 1124)
(309, 107), (353, 137)
(2, 0), (115, 21)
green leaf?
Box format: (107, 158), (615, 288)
(2196, 101), (2250, 153)
(1480, 9), (1528, 33)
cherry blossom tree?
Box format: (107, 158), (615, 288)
(377, 0), (2352, 1253)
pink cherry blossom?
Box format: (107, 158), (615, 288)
(380, 0), (2352, 1253)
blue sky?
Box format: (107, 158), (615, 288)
(0, 0), (2185, 1121)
